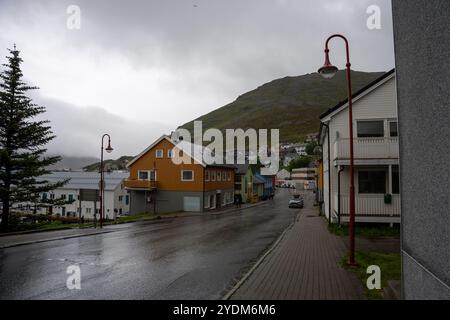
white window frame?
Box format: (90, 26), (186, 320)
(138, 170), (150, 181)
(211, 171), (216, 181)
(181, 170), (194, 181)
(205, 170), (210, 182)
(167, 149), (174, 158)
(156, 149), (163, 158)
(217, 171), (221, 181)
(356, 119), (385, 138)
(138, 170), (157, 181)
(388, 119), (398, 137)
(227, 171), (231, 181)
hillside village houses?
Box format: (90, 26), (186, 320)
(318, 69), (400, 224)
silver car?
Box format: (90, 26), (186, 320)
(288, 196), (304, 208)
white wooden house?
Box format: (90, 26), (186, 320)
(319, 69), (400, 223)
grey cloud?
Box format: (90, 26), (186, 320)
(0, 0), (395, 157)
(32, 94), (172, 158)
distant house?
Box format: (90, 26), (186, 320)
(234, 164), (251, 203)
(282, 152), (300, 167)
(15, 171), (130, 220)
(124, 135), (235, 214)
(319, 69), (400, 224)
(252, 174), (265, 201)
(256, 172), (273, 199)
(291, 167), (316, 190)
(276, 169), (291, 180)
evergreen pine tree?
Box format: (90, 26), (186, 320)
(0, 46), (66, 231)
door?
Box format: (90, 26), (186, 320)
(216, 194), (221, 209)
(183, 196), (201, 212)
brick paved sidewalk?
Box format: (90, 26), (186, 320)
(229, 205), (364, 300)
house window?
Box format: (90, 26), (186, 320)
(205, 171), (210, 181)
(167, 149), (174, 158)
(156, 149), (163, 158)
(181, 170), (194, 181)
(222, 172), (226, 181)
(227, 172), (231, 181)
(389, 121), (398, 137)
(358, 170), (386, 194)
(118, 196), (123, 202)
(61, 194), (66, 200)
(392, 166), (400, 194)
(86, 208), (92, 214)
(138, 171), (149, 180)
(42, 193), (47, 200)
(357, 120), (384, 138)
(125, 195), (129, 205)
(217, 171), (221, 181)
(211, 171), (216, 181)
(68, 194), (74, 202)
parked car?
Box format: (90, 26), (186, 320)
(288, 195), (304, 208)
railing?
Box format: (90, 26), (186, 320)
(123, 179), (157, 190)
(333, 193), (400, 217)
(333, 137), (399, 160)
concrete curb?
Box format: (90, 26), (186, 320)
(0, 230), (115, 249)
(222, 211), (299, 300)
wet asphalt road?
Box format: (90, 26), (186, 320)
(0, 189), (300, 299)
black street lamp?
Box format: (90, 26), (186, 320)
(99, 134), (113, 228)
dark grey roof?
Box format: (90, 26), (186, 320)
(38, 171), (128, 191)
(234, 164), (250, 174)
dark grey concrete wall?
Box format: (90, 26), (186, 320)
(392, 0), (450, 299)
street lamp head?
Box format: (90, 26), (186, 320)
(105, 142), (113, 153)
(318, 49), (338, 79)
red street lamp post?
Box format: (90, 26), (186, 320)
(99, 134), (113, 228)
(318, 34), (356, 265)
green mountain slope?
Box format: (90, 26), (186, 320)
(83, 156), (134, 172)
(180, 70), (385, 143)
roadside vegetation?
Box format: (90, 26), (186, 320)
(328, 223), (400, 238)
(0, 211), (181, 234)
(341, 250), (401, 299)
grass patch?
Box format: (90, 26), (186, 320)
(108, 212), (162, 224)
(341, 251), (401, 299)
(328, 223), (400, 238)
(105, 211), (182, 225)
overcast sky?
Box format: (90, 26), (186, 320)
(0, 0), (395, 158)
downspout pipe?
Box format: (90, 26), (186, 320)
(337, 166), (345, 225)
(321, 122), (332, 224)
